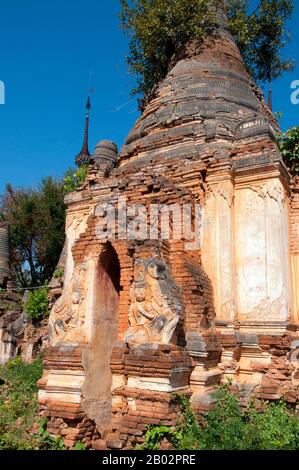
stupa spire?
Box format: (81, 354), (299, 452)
(75, 96), (91, 167)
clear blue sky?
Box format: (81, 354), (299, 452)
(0, 0), (298, 194)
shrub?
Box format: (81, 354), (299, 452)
(33, 418), (66, 450)
(24, 286), (49, 321)
(141, 385), (299, 450)
(0, 358), (87, 450)
(0, 358), (43, 450)
(279, 126), (299, 174)
(64, 165), (88, 193)
(53, 267), (64, 279)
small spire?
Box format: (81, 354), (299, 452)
(267, 84), (273, 112)
(75, 97), (91, 166)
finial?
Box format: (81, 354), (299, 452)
(267, 84), (273, 112)
(75, 96), (91, 167)
(86, 96), (91, 112)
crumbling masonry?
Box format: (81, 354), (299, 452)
(37, 5), (299, 449)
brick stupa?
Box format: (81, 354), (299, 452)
(38, 3), (299, 449)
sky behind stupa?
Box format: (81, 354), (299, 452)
(0, 0), (298, 193)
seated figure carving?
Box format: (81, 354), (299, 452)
(48, 263), (87, 344)
(124, 259), (182, 345)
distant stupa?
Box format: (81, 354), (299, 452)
(0, 222), (11, 288)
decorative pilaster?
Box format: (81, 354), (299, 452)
(234, 161), (292, 331)
(202, 164), (237, 323)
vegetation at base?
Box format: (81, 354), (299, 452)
(23, 285), (49, 321)
(279, 126), (299, 174)
(140, 385), (299, 450)
(0, 358), (43, 450)
(64, 165), (88, 193)
(120, 0), (294, 101)
(0, 358), (87, 450)
(31, 417), (66, 450)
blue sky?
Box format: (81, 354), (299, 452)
(0, 0), (298, 193)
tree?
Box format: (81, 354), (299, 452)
(120, 0), (294, 101)
(0, 178), (66, 288)
(120, 0), (219, 100)
(227, 0), (294, 89)
(279, 127), (299, 174)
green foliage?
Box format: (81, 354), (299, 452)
(120, 0), (294, 100)
(33, 418), (66, 450)
(64, 165), (88, 193)
(141, 385), (299, 450)
(120, 0), (219, 99)
(72, 441), (86, 451)
(244, 400), (299, 450)
(278, 126), (299, 174)
(24, 286), (49, 321)
(139, 426), (182, 450)
(53, 267), (64, 279)
(227, 0), (294, 84)
(0, 358), (43, 450)
(0, 177), (66, 288)
(195, 385), (248, 450)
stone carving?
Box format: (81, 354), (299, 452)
(289, 340), (299, 364)
(208, 183), (234, 208)
(220, 299), (237, 321)
(124, 259), (182, 345)
(48, 262), (88, 344)
(248, 181), (285, 206)
(66, 212), (89, 239)
(289, 341), (299, 384)
(241, 292), (288, 322)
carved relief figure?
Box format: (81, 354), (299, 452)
(124, 258), (182, 344)
(48, 262), (88, 344)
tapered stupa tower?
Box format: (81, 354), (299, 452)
(120, 0), (277, 166)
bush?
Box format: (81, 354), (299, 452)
(33, 418), (66, 450)
(53, 267), (64, 279)
(24, 286), (49, 321)
(141, 385), (299, 450)
(0, 358), (43, 450)
(120, 0), (294, 100)
(64, 165), (88, 193)
(279, 126), (299, 174)
(0, 358), (87, 450)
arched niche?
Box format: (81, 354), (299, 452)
(82, 242), (120, 433)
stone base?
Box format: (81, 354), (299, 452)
(217, 326), (299, 404)
(109, 342), (192, 447)
(37, 330), (299, 448)
(37, 344), (100, 448)
(38, 344), (86, 418)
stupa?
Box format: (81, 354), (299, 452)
(38, 2), (299, 448)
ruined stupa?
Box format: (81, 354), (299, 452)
(0, 222), (11, 289)
(38, 2), (299, 449)
(0, 221), (47, 365)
